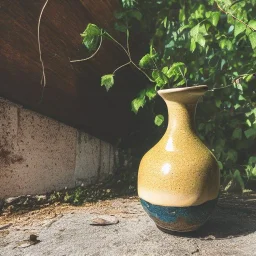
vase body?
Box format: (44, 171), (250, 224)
(138, 85), (220, 233)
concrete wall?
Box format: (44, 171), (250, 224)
(0, 98), (117, 198)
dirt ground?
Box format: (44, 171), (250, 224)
(0, 192), (256, 256)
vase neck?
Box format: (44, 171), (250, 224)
(165, 101), (196, 133)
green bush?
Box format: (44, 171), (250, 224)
(79, 0), (256, 190)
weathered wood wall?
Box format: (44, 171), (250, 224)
(0, 0), (143, 143)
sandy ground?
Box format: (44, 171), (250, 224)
(0, 193), (256, 256)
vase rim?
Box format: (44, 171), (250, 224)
(157, 85), (208, 95)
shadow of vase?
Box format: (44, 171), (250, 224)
(165, 192), (256, 239)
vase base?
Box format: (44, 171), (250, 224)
(140, 197), (218, 233)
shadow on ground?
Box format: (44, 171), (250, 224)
(169, 192), (256, 239)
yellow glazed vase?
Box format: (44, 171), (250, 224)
(138, 85), (220, 233)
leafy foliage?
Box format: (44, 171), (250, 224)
(79, 0), (256, 189)
(101, 74), (114, 91)
(80, 23), (101, 51)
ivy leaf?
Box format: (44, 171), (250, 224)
(154, 115), (164, 126)
(81, 24), (101, 51)
(131, 90), (146, 114)
(249, 32), (256, 49)
(101, 74), (114, 91)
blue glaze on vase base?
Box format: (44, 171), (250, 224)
(140, 197), (218, 233)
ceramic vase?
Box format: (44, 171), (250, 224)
(138, 85), (220, 233)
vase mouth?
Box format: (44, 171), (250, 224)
(157, 85), (208, 104)
(157, 85), (208, 95)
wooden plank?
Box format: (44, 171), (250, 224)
(0, 0), (141, 142)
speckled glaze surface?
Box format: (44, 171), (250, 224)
(138, 85), (220, 232)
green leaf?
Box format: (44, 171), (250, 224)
(244, 128), (256, 138)
(190, 24), (200, 38)
(234, 21), (246, 37)
(139, 54), (154, 68)
(145, 87), (157, 100)
(152, 70), (168, 87)
(234, 103), (240, 109)
(154, 115), (164, 126)
(179, 9), (185, 22)
(238, 95), (246, 101)
(220, 59), (226, 70)
(190, 24), (207, 47)
(249, 32), (256, 49)
(246, 119), (252, 127)
(197, 34), (206, 47)
(81, 24), (101, 51)
(232, 128), (242, 140)
(245, 74), (253, 82)
(121, 0), (137, 8)
(219, 39), (233, 50)
(131, 90), (146, 114)
(210, 12), (220, 27)
(101, 74), (114, 91)
(248, 20), (256, 30)
(190, 38), (196, 52)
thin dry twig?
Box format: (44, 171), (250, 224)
(38, 0), (49, 89)
(70, 31), (103, 63)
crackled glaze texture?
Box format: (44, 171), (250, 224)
(138, 85), (220, 232)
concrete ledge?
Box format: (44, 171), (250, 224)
(0, 98), (117, 198)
